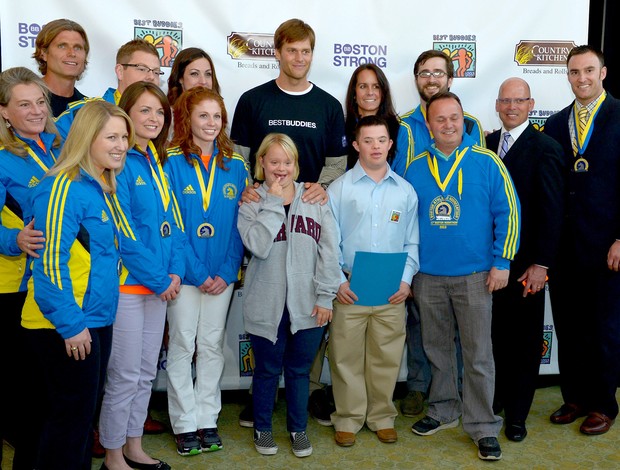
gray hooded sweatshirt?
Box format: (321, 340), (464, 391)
(237, 182), (340, 344)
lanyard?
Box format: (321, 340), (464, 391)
(144, 142), (170, 212)
(573, 93), (605, 155)
(103, 191), (121, 231)
(22, 139), (57, 172)
(193, 155), (218, 213)
(427, 147), (467, 198)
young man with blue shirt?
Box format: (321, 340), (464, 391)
(328, 115), (419, 447)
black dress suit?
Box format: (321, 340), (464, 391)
(544, 93), (620, 419)
(487, 123), (566, 424)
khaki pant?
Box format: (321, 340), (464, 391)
(329, 301), (406, 433)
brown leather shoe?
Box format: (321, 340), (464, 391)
(550, 403), (587, 424)
(143, 413), (166, 434)
(376, 428), (398, 443)
(334, 431), (356, 447)
(92, 428), (105, 458)
(580, 412), (615, 435)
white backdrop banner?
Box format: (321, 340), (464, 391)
(2, 0), (585, 386)
(1, 0), (589, 131)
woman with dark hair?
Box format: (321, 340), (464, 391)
(167, 47), (221, 105)
(165, 86), (248, 456)
(98, 81), (184, 470)
(344, 64), (410, 170)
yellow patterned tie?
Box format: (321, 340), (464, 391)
(578, 107), (588, 137)
(573, 107), (589, 155)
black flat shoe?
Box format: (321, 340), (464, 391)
(505, 421), (527, 442)
(123, 455), (171, 470)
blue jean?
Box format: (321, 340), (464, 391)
(250, 308), (324, 433)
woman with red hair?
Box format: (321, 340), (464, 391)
(165, 87), (248, 456)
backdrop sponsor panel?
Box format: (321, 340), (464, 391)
(3, 0), (581, 388)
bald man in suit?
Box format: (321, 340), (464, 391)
(487, 77), (566, 442)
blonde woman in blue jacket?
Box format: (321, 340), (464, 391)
(23, 100), (131, 470)
(165, 87), (248, 456)
(98, 82), (183, 470)
(237, 133), (340, 458)
(0, 66), (62, 468)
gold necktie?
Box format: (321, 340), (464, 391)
(578, 107), (588, 136)
(573, 107), (589, 155)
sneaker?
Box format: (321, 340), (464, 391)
(239, 401), (254, 428)
(476, 436), (502, 460)
(411, 416), (459, 436)
(308, 388), (335, 426)
(400, 390), (426, 417)
(175, 431), (202, 456)
(254, 430), (278, 455)
(198, 427), (223, 452)
(290, 431), (313, 458)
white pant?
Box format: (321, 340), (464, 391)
(99, 293), (167, 449)
(166, 284), (234, 433)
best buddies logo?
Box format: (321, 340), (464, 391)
(134, 19), (183, 68)
(433, 34), (477, 78)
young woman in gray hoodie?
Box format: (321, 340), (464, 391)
(237, 133), (340, 458)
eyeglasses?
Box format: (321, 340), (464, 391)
(497, 98), (531, 105)
(121, 63), (164, 76)
(415, 71), (448, 78)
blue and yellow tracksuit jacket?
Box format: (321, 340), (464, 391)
(405, 133), (520, 276)
(54, 87), (119, 139)
(22, 169), (120, 338)
(393, 105), (486, 177)
(112, 143), (185, 294)
(166, 145), (249, 287)
(0, 132), (58, 293)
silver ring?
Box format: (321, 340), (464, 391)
(71, 346), (78, 351)
(27, 243), (31, 249)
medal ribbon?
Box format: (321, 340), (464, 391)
(146, 142), (170, 212)
(193, 155), (217, 213)
(22, 140), (57, 172)
(427, 147), (467, 193)
(103, 191), (121, 231)
(573, 93), (605, 156)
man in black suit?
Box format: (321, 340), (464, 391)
(544, 45), (620, 436)
(487, 77), (566, 442)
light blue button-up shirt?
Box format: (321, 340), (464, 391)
(328, 161), (420, 285)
